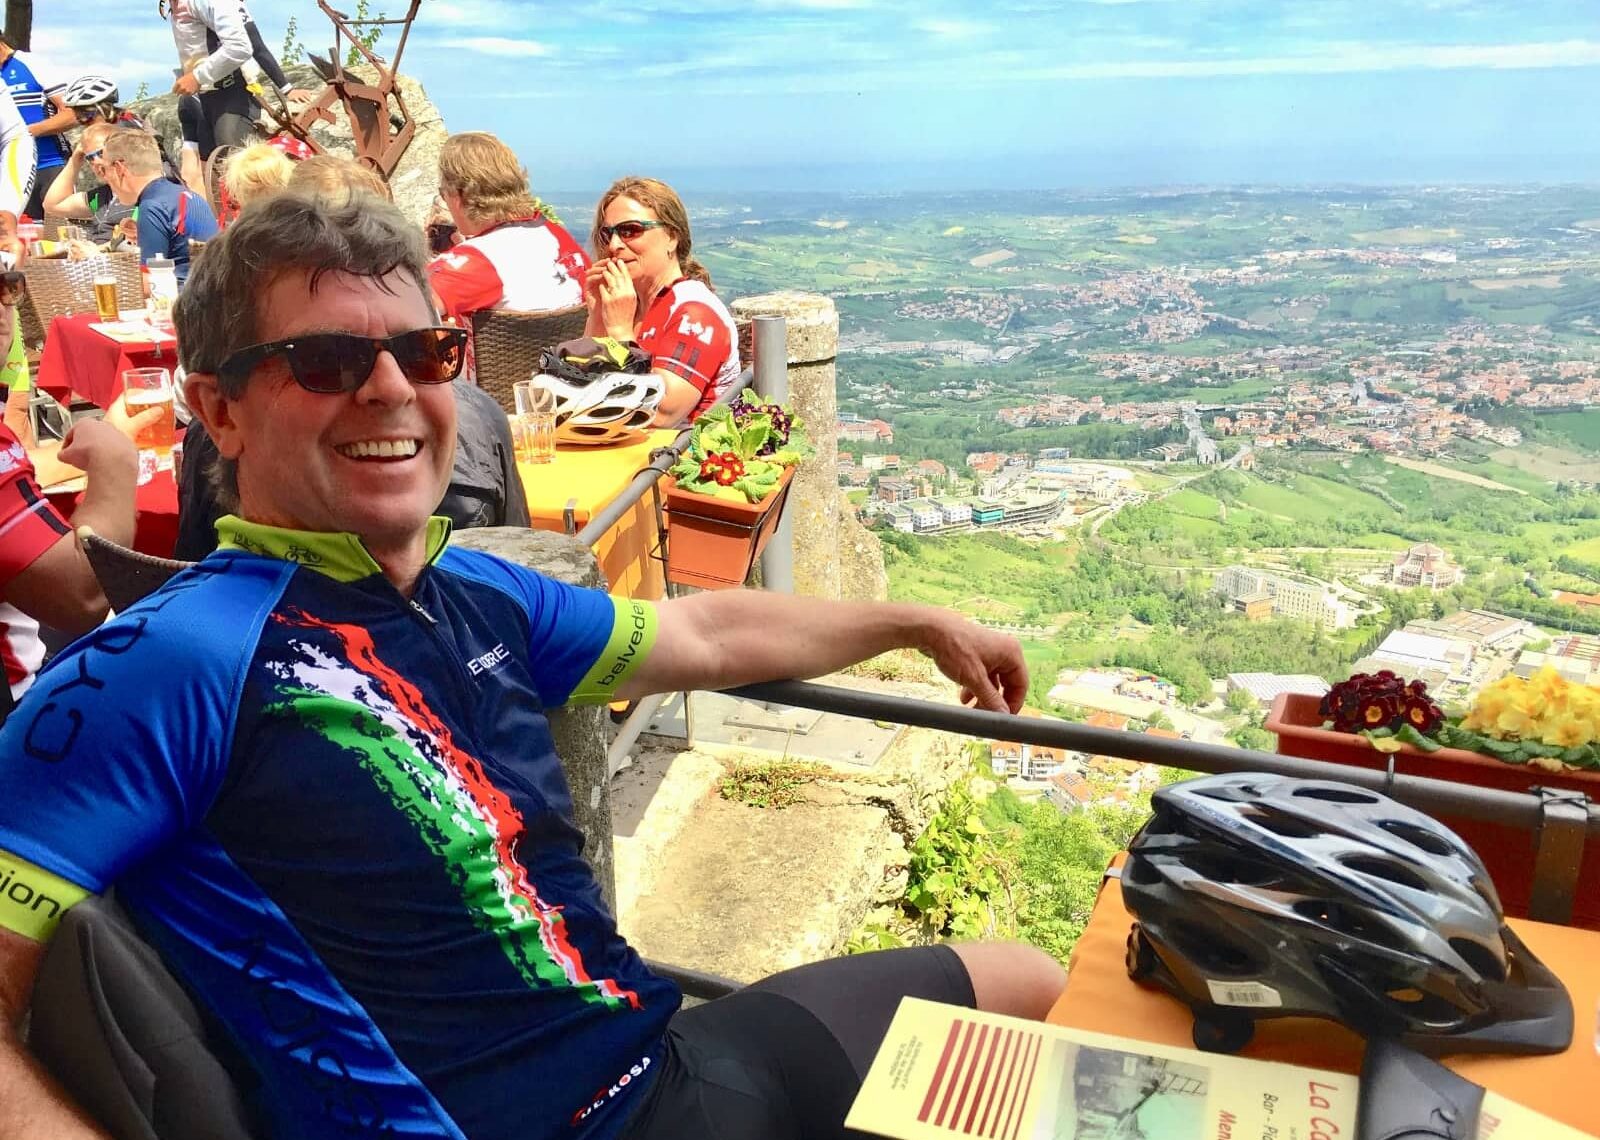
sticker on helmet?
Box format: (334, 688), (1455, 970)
(1206, 979), (1283, 1008)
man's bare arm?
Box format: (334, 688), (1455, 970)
(615, 591), (1028, 713)
(0, 927), (112, 1139)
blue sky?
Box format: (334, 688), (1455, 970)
(24, 0), (1600, 192)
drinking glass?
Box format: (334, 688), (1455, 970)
(512, 378), (556, 464)
(93, 263), (120, 322)
(122, 367), (176, 469)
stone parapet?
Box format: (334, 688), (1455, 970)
(732, 292), (842, 601)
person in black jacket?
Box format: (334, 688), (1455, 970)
(173, 379), (530, 560)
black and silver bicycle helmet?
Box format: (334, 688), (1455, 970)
(1122, 773), (1572, 1056)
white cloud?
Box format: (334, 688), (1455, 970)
(1029, 39), (1600, 79)
(916, 19), (991, 38)
(440, 36), (552, 58)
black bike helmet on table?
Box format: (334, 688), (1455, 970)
(1122, 772), (1572, 1056)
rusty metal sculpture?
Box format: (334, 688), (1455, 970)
(250, 0), (423, 179)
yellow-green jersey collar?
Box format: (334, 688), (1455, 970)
(215, 515), (454, 582)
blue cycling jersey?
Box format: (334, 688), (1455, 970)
(0, 56), (67, 168)
(135, 176), (220, 286)
(0, 518), (677, 1139)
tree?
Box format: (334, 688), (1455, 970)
(346, 0), (386, 66)
(1224, 687), (1256, 714)
(2, 0), (31, 50)
(280, 15), (304, 64)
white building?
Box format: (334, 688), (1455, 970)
(1213, 565), (1355, 629)
(1390, 543), (1464, 590)
(1355, 630), (1476, 689)
(938, 499), (972, 525)
(1225, 673), (1332, 708)
(911, 502), (942, 530)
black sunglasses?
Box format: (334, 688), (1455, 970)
(217, 327), (468, 394)
(597, 220), (666, 245)
(0, 271), (25, 305)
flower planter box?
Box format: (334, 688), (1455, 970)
(663, 466), (795, 591)
(1265, 691), (1600, 928)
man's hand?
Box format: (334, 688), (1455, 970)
(917, 613), (1029, 714)
(173, 72), (201, 96)
(103, 393), (164, 442)
(58, 417), (139, 480)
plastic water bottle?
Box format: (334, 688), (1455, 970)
(146, 256), (179, 333)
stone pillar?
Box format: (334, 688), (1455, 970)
(731, 292), (841, 601)
(449, 527), (617, 909)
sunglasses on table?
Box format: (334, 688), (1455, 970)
(596, 220), (666, 245)
(0, 271), (26, 305)
(217, 327), (468, 394)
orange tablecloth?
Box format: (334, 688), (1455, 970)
(518, 430), (674, 601)
(1048, 858), (1600, 1135)
(36, 314), (178, 410)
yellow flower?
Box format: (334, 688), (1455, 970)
(1542, 716), (1596, 750)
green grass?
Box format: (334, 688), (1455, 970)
(1570, 536), (1600, 562)
(1165, 489), (1223, 518)
(1541, 409), (1600, 454)
(1233, 474), (1393, 522)
(885, 533), (1075, 613)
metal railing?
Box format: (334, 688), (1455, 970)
(723, 679), (1599, 927)
(575, 316), (792, 777)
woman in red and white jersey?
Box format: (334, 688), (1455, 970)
(427, 132), (588, 329)
(585, 176), (740, 426)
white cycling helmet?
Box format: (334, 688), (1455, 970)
(541, 370), (664, 447)
(63, 75), (120, 109)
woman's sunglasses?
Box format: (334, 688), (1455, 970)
(596, 220), (665, 245)
(217, 327), (468, 394)
(0, 271), (26, 305)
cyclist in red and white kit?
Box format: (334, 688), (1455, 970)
(427, 132), (588, 376)
(586, 176), (740, 425)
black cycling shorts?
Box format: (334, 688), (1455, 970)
(620, 945), (975, 1140)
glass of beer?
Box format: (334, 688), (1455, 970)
(93, 260), (120, 322)
(122, 367), (176, 469)
(512, 378), (556, 464)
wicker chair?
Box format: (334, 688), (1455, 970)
(79, 529), (195, 613)
(469, 303), (589, 415)
(18, 253), (147, 355)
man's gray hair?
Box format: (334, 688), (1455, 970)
(175, 191), (434, 508)
(101, 128), (162, 177)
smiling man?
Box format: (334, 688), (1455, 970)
(0, 192), (1063, 1140)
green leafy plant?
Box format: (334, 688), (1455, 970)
(718, 759), (831, 809)
(280, 15), (304, 64)
(346, 0), (386, 66)
(901, 781), (1016, 942)
(669, 399), (813, 504)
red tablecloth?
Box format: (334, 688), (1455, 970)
(36, 314), (179, 410)
(44, 470), (180, 559)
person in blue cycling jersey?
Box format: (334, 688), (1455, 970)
(0, 190), (1063, 1140)
(101, 127), (218, 286)
(0, 36), (74, 221)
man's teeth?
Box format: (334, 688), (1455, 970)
(338, 439), (419, 459)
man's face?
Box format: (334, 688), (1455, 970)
(218, 268), (457, 556)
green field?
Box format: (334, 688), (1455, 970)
(1542, 409), (1600, 453)
(1570, 536), (1600, 563)
(1233, 474), (1394, 522)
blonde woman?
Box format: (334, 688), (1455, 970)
(222, 141), (293, 215)
(426, 131), (587, 328)
(586, 176), (739, 425)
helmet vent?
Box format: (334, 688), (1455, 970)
(1187, 851), (1283, 887)
(1448, 937), (1507, 984)
(1294, 899), (1405, 949)
(1241, 807), (1319, 839)
(1376, 819), (1454, 856)
(1292, 785), (1379, 805)
(1341, 856), (1429, 892)
(1125, 857), (1161, 886)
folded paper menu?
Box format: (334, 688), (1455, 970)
(846, 999), (1591, 1140)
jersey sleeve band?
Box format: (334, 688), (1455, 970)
(568, 597), (657, 705)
